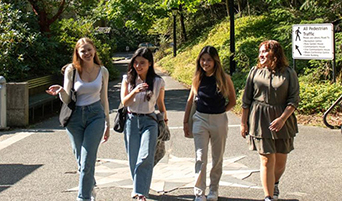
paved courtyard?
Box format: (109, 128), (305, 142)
(67, 154), (260, 193)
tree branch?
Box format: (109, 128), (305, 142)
(48, 0), (66, 24)
(27, 0), (40, 16)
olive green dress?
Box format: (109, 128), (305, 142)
(242, 66), (300, 153)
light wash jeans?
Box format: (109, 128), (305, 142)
(66, 101), (105, 201)
(124, 113), (158, 197)
(192, 111), (228, 196)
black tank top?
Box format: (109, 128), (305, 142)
(196, 75), (226, 114)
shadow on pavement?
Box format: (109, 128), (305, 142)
(164, 89), (189, 112)
(149, 193), (299, 201)
(148, 193), (300, 201)
(0, 164), (43, 193)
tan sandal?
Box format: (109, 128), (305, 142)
(138, 195), (146, 201)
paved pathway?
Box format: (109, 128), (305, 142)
(67, 155), (260, 193)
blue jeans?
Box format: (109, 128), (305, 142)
(124, 113), (158, 197)
(66, 101), (105, 200)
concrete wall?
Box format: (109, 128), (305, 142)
(7, 82), (29, 127)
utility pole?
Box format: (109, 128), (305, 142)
(228, 0), (236, 75)
(172, 7), (178, 57)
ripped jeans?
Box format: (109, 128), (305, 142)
(124, 113), (158, 197)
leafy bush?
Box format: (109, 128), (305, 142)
(0, 2), (119, 82)
(0, 2), (65, 81)
(299, 81), (342, 114)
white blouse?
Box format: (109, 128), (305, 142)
(122, 74), (165, 114)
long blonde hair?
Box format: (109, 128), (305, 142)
(72, 37), (102, 73)
(192, 46), (229, 97)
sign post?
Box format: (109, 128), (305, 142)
(292, 23), (335, 81)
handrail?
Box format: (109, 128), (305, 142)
(323, 94), (342, 129)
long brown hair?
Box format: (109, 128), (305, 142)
(257, 40), (288, 72)
(127, 47), (159, 101)
(72, 37), (102, 73)
(192, 46), (229, 97)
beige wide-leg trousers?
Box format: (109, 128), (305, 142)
(192, 111), (228, 196)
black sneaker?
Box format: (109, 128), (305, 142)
(273, 183), (279, 200)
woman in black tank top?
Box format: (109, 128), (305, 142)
(183, 46), (236, 201)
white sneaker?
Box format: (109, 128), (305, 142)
(91, 188), (96, 201)
(264, 197), (274, 201)
(194, 195), (207, 201)
(207, 190), (218, 201)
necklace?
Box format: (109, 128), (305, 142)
(84, 65), (96, 74)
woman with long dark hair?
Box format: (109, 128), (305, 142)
(183, 46), (236, 201)
(120, 47), (167, 201)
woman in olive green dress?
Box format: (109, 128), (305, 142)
(240, 40), (299, 201)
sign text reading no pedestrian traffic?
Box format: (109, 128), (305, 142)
(292, 24), (333, 60)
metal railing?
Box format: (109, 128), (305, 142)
(323, 94), (342, 129)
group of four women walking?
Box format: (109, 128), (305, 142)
(47, 37), (299, 201)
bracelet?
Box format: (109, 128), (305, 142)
(164, 119), (168, 122)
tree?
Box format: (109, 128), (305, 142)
(27, 0), (69, 34)
(26, 0), (101, 35)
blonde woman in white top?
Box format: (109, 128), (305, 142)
(46, 37), (110, 201)
(120, 47), (167, 201)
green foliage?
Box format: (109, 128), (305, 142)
(154, 35), (172, 61)
(0, 1), (119, 82)
(231, 71), (248, 94)
(0, 2), (66, 81)
(162, 0), (221, 13)
(299, 0), (342, 21)
(97, 0), (165, 51)
(157, 7), (342, 115)
(299, 82), (342, 114)
(51, 18), (119, 80)
(51, 18), (95, 53)
(103, 0), (167, 34)
(1, 0), (342, 116)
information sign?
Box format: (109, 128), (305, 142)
(292, 24), (334, 60)
(96, 27), (111, 34)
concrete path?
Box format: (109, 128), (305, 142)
(0, 58), (341, 201)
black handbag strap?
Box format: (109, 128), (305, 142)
(71, 68), (76, 91)
(68, 68), (76, 101)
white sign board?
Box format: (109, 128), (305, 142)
(292, 23), (334, 60)
(96, 27), (111, 34)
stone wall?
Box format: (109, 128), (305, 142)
(7, 82), (29, 127)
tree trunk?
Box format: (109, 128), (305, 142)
(237, 0), (242, 17)
(179, 4), (187, 42)
(247, 0), (250, 16)
(28, 0), (67, 36)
